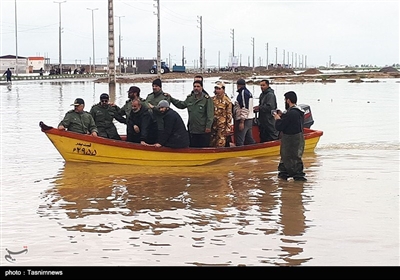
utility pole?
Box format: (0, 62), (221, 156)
(182, 46), (185, 66)
(251, 37), (255, 71)
(108, 0), (116, 84)
(265, 43), (268, 69)
(115, 15), (124, 74)
(218, 50), (220, 70)
(154, 0), (161, 77)
(275, 47), (278, 66)
(287, 51), (289, 68)
(54, 1), (66, 74)
(203, 48), (206, 70)
(14, 0), (18, 75)
(292, 52), (294, 68)
(230, 28), (234, 70)
(230, 28), (234, 59)
(197, 15), (203, 73)
(283, 49), (285, 66)
(88, 8), (98, 74)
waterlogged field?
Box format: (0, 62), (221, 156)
(1, 77), (399, 268)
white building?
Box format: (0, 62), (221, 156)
(27, 56), (45, 73)
(0, 55), (45, 74)
(0, 54), (28, 74)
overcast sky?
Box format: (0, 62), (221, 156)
(1, 0), (399, 68)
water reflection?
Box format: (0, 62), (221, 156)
(276, 181), (310, 266)
(39, 154), (319, 266)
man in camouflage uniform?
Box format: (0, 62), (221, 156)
(58, 98), (98, 136)
(90, 93), (126, 140)
(170, 80), (214, 147)
(210, 81), (232, 147)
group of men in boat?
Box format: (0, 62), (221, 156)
(57, 75), (307, 181)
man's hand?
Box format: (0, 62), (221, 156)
(58, 125), (65, 130)
(141, 141), (153, 146)
(134, 125), (140, 133)
(238, 121), (244, 131)
(273, 114), (281, 120)
(205, 128), (211, 133)
(154, 143), (162, 148)
(91, 131), (98, 137)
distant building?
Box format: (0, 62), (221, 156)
(27, 56), (45, 73)
(0, 54), (28, 74)
(1, 55), (47, 74)
(122, 58), (156, 74)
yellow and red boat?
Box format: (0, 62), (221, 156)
(39, 121), (323, 167)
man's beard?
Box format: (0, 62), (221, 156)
(285, 101), (289, 110)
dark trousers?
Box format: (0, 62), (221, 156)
(259, 125), (279, 142)
(234, 119), (256, 146)
(278, 132), (305, 178)
(190, 133), (211, 148)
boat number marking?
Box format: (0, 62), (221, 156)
(73, 142), (97, 156)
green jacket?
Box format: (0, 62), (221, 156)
(145, 90), (171, 130)
(171, 92), (214, 134)
(145, 90), (170, 106)
(90, 103), (126, 139)
(58, 110), (98, 134)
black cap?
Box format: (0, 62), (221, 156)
(71, 98), (84, 106)
(100, 93), (109, 100)
(237, 79), (246, 86)
(128, 86), (140, 94)
(152, 78), (162, 88)
(193, 80), (203, 87)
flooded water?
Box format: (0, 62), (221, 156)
(0, 76), (399, 267)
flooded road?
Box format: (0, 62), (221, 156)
(0, 77), (399, 267)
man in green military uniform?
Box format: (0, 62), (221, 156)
(145, 78), (171, 131)
(58, 98), (98, 136)
(120, 86), (145, 122)
(145, 79), (171, 108)
(169, 80), (214, 147)
(90, 93), (126, 140)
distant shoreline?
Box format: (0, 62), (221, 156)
(2, 68), (399, 85)
(94, 68), (400, 85)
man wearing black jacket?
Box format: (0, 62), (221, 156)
(127, 99), (158, 145)
(254, 79), (279, 142)
(154, 100), (189, 148)
(274, 91), (306, 181)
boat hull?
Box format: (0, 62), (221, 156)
(40, 122), (323, 167)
